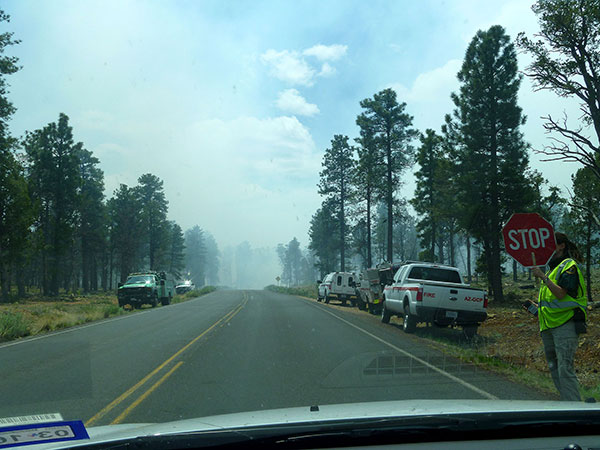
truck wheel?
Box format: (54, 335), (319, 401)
(161, 295), (170, 306)
(325, 294), (330, 304)
(403, 305), (417, 333)
(463, 325), (478, 339)
(357, 298), (366, 311)
(340, 298), (347, 306)
(151, 294), (158, 308)
(381, 302), (391, 324)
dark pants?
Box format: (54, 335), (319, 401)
(541, 320), (581, 402)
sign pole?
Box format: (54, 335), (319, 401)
(532, 252), (539, 287)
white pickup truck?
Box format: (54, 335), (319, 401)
(381, 262), (487, 338)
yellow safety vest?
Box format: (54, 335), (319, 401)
(538, 258), (587, 332)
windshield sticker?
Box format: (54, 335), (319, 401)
(0, 421), (89, 449)
(0, 415), (63, 427)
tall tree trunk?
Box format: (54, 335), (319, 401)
(488, 100), (504, 302)
(449, 225), (455, 267)
(91, 255), (98, 291)
(16, 259), (26, 298)
(586, 212), (593, 301)
(366, 186), (372, 268)
(340, 178), (345, 272)
(430, 221), (436, 263)
(484, 241), (494, 298)
(82, 241), (89, 293)
(0, 259), (9, 302)
(466, 234), (472, 284)
(109, 247), (114, 290)
(386, 135), (393, 263)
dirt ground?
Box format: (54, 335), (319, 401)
(479, 303), (600, 391)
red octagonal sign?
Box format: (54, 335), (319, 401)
(502, 213), (556, 267)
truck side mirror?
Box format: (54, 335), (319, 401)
(350, 281), (356, 288)
(118, 282), (123, 288)
(317, 280), (322, 284)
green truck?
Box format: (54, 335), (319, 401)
(117, 271), (175, 308)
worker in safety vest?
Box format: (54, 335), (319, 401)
(531, 232), (587, 402)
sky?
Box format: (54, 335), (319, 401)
(3, 0), (587, 257)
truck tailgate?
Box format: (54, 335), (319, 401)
(420, 283), (486, 312)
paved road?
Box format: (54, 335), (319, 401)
(0, 289), (550, 426)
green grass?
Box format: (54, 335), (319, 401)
(264, 284), (318, 299)
(0, 312), (30, 340)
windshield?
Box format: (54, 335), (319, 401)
(1, 0), (599, 443)
(124, 276), (154, 285)
(408, 267), (462, 284)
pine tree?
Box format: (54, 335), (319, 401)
(185, 226), (206, 286)
(0, 10), (31, 301)
(108, 184), (143, 283)
(567, 167), (600, 301)
(309, 198), (340, 276)
(411, 129), (443, 262)
(204, 232), (220, 286)
(354, 118), (384, 268)
(166, 222), (185, 278)
(136, 173), (169, 270)
(76, 147), (106, 292)
(25, 114), (81, 295)
(447, 25), (534, 301)
(357, 88), (418, 262)
(317, 134), (355, 271)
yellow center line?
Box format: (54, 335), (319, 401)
(111, 361), (184, 424)
(109, 298), (248, 425)
(85, 301), (244, 427)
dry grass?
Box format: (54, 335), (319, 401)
(0, 286), (219, 342)
(0, 292), (124, 341)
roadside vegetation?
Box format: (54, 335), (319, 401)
(0, 286), (218, 342)
(173, 286), (218, 303)
(265, 284), (318, 299)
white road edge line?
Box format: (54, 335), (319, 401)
(0, 293), (214, 350)
(303, 298), (498, 401)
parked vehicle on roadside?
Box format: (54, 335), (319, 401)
(317, 272), (358, 305)
(356, 262), (401, 314)
(381, 262), (487, 338)
(176, 281), (195, 294)
(118, 271), (176, 308)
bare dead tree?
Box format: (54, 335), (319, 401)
(517, 0), (600, 180)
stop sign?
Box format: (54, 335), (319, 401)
(502, 213), (556, 267)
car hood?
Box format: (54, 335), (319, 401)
(20, 399), (600, 449)
(119, 283), (151, 289)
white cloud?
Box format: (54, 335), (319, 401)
(275, 89), (320, 116)
(303, 44), (348, 61)
(261, 44), (347, 86)
(390, 59), (462, 131)
(318, 62), (335, 77)
(260, 49), (316, 86)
